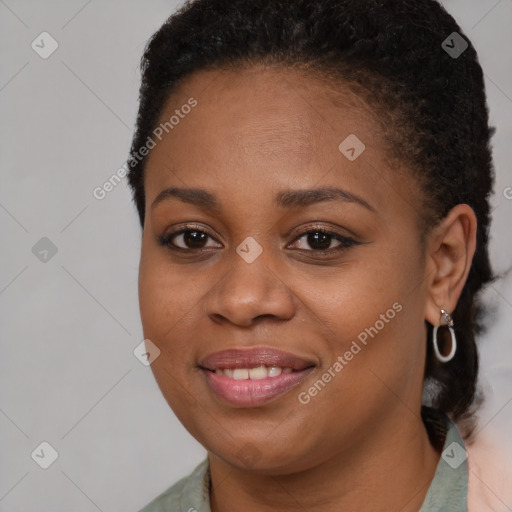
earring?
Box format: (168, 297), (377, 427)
(432, 309), (457, 363)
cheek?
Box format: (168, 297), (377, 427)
(296, 240), (426, 387)
(294, 248), (410, 339)
(137, 245), (207, 422)
(138, 242), (203, 354)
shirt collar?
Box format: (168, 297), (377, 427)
(419, 415), (468, 511)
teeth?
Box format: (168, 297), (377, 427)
(268, 366), (282, 377)
(214, 366), (294, 380)
(233, 369), (249, 380)
(249, 366), (268, 380)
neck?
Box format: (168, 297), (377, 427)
(209, 414), (441, 512)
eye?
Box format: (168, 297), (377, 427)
(288, 227), (358, 254)
(158, 224), (359, 256)
(159, 225), (222, 251)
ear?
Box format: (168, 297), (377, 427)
(424, 204), (477, 326)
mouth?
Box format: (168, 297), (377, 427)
(198, 347), (316, 407)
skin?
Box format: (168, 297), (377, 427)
(138, 64), (477, 512)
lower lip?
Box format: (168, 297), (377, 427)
(202, 368), (314, 407)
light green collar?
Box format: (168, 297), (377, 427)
(419, 417), (468, 511)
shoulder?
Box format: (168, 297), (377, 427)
(137, 459), (210, 512)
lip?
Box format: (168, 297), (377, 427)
(199, 347), (315, 371)
(199, 347), (316, 407)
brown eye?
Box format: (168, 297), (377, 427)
(289, 228), (357, 254)
(159, 227), (222, 251)
(177, 230), (209, 249)
(302, 231), (337, 250)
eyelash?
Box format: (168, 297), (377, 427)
(158, 223), (359, 256)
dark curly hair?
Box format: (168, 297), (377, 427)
(127, 0), (495, 426)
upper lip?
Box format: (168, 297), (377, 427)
(199, 347), (316, 371)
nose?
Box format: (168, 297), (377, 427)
(205, 250), (296, 328)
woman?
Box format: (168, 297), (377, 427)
(127, 0), (496, 510)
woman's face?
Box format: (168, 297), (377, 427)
(139, 66), (432, 473)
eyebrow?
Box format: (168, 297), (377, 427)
(276, 187), (375, 212)
(151, 186), (376, 213)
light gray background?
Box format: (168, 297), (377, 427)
(1, 1), (511, 511)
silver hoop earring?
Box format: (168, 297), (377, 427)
(432, 309), (456, 363)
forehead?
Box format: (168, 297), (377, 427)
(165, 65), (376, 149)
(143, 65), (420, 219)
